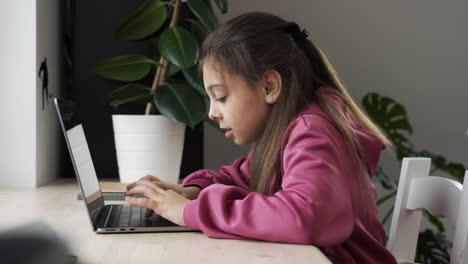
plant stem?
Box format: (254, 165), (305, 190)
(145, 0), (182, 115)
(158, 0), (181, 84)
(145, 58), (164, 115)
(377, 190), (397, 206)
(382, 204), (395, 225)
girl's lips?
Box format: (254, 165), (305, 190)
(225, 129), (234, 138)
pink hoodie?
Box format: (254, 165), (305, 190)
(182, 88), (397, 263)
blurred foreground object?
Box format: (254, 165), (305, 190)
(0, 221), (76, 264)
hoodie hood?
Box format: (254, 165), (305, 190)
(297, 87), (386, 178)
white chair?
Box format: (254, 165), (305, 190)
(387, 157), (468, 264)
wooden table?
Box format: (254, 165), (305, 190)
(0, 179), (331, 264)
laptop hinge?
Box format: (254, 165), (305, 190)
(89, 197), (105, 230)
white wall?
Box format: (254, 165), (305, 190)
(0, 0), (61, 187)
(0, 0), (37, 187)
(36, 0), (62, 186)
(204, 0), (468, 230)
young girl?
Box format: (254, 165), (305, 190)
(125, 12), (398, 263)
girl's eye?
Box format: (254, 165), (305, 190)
(215, 96), (226, 103)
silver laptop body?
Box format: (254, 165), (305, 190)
(54, 97), (195, 234)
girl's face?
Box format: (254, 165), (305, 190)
(203, 62), (272, 146)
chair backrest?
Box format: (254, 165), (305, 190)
(387, 157), (468, 264)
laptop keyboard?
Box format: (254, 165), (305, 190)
(102, 204), (175, 228)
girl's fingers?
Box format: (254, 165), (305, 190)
(138, 179), (171, 191)
(125, 196), (153, 209)
(145, 208), (154, 218)
(126, 181), (139, 190)
(127, 179), (154, 190)
(127, 175), (160, 190)
(127, 179), (149, 190)
(125, 182), (162, 217)
(149, 182), (164, 192)
(152, 180), (174, 191)
(125, 183), (161, 200)
(142, 175), (161, 182)
(125, 184), (145, 196)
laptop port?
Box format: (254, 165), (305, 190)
(130, 229), (135, 231)
(105, 229), (116, 231)
(120, 229), (126, 231)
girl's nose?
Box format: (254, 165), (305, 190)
(208, 104), (222, 121)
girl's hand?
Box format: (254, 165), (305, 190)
(127, 175), (201, 200)
(125, 181), (191, 226)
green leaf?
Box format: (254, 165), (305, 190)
(445, 162), (466, 181)
(110, 94), (154, 108)
(155, 81), (206, 127)
(168, 63), (181, 77)
(432, 154), (447, 170)
(158, 27), (199, 69)
(423, 211), (445, 233)
(362, 93), (416, 159)
(374, 166), (395, 190)
(213, 0), (228, 14)
(147, 38), (180, 77)
(381, 204), (394, 225)
(386, 103), (406, 118)
(102, 83), (152, 108)
(363, 93), (413, 134)
(395, 142), (416, 160)
(92, 55), (156, 82)
(188, 19), (210, 45)
(187, 0), (218, 31)
(417, 150), (467, 182)
(147, 37), (160, 61)
(415, 229), (451, 264)
(204, 115), (223, 132)
(182, 66), (207, 97)
(202, 0), (214, 12)
(376, 190), (397, 206)
(116, 0), (168, 40)
(387, 118), (413, 133)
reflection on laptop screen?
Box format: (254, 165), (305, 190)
(55, 99), (102, 204)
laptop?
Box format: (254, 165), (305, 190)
(54, 97), (196, 234)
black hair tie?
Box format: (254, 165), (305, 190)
(284, 23), (309, 44)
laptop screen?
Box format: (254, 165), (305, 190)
(54, 98), (104, 229)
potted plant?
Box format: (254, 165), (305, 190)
(92, 0), (228, 183)
(362, 92), (466, 263)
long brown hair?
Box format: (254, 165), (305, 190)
(200, 12), (390, 196)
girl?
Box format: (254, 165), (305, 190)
(125, 12), (398, 263)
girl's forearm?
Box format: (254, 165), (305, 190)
(183, 186), (202, 200)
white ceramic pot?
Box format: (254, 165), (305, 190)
(112, 115), (186, 183)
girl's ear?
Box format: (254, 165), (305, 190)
(262, 69), (282, 104)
